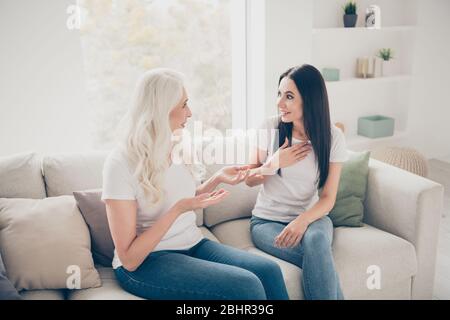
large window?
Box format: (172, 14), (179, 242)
(79, 0), (245, 149)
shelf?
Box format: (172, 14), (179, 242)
(346, 130), (409, 151)
(325, 75), (412, 86)
(312, 25), (416, 35)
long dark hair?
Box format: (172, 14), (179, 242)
(277, 64), (331, 189)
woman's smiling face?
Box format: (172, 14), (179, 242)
(169, 87), (192, 134)
(277, 77), (303, 123)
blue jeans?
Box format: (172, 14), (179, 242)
(114, 238), (289, 300)
(250, 215), (344, 300)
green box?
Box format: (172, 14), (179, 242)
(322, 68), (340, 82)
(357, 115), (395, 138)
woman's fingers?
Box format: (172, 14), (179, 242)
(241, 169), (250, 181)
(232, 169), (251, 184)
(206, 192), (229, 205)
(289, 143), (311, 159)
(294, 152), (310, 160)
(208, 190), (220, 198)
(199, 192), (229, 208)
(280, 231), (294, 248)
(292, 234), (303, 248)
(292, 144), (311, 153)
(198, 189), (226, 202)
(210, 188), (226, 197)
(208, 189), (228, 200)
(286, 232), (300, 247)
(197, 193), (211, 200)
(231, 170), (243, 184)
(289, 142), (308, 151)
(275, 230), (288, 247)
(293, 146), (312, 159)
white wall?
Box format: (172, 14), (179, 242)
(264, 0), (313, 118)
(408, 0), (450, 160)
(1, 0), (449, 160)
(0, 0), (93, 157)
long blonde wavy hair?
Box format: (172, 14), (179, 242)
(116, 68), (187, 206)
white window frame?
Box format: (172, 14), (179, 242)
(231, 0), (266, 130)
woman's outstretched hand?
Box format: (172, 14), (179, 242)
(216, 166), (251, 186)
(175, 189), (230, 214)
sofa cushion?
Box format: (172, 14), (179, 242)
(200, 225), (220, 242)
(0, 152), (46, 199)
(67, 227), (219, 300)
(0, 253), (22, 300)
(209, 218), (254, 249)
(43, 152), (203, 226)
(73, 189), (115, 267)
(42, 151), (109, 197)
(333, 223), (417, 299)
(210, 218), (417, 299)
(67, 266), (144, 300)
(20, 289), (66, 300)
(326, 151), (370, 227)
(0, 196), (101, 290)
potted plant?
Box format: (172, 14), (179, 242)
(343, 1), (358, 28)
(377, 48), (395, 76)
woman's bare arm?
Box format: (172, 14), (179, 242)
(245, 147), (268, 187)
(104, 190), (229, 272)
(274, 162), (343, 248)
(195, 173), (221, 195)
(104, 199), (182, 272)
(297, 162), (343, 223)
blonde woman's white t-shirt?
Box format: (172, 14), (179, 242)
(252, 116), (349, 223)
(101, 147), (203, 269)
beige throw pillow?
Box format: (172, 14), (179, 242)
(0, 196), (101, 291)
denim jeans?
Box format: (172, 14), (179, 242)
(250, 215), (344, 300)
(114, 238), (289, 300)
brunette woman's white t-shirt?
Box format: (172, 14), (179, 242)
(101, 147), (203, 269)
(252, 116), (349, 223)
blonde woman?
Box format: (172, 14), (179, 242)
(101, 68), (289, 300)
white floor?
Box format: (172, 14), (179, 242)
(433, 197), (450, 300)
(427, 159), (450, 300)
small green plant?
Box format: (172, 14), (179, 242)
(343, 1), (357, 15)
(377, 48), (395, 61)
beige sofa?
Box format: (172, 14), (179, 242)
(0, 150), (444, 300)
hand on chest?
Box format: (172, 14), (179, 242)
(280, 152), (318, 181)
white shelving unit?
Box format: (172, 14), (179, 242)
(312, 25), (416, 35)
(325, 74), (412, 86)
(312, 0), (418, 152)
(346, 130), (409, 152)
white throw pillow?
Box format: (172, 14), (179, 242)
(0, 196), (101, 291)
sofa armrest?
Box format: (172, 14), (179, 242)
(363, 158), (444, 299)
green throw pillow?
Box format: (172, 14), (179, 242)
(324, 151), (370, 227)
